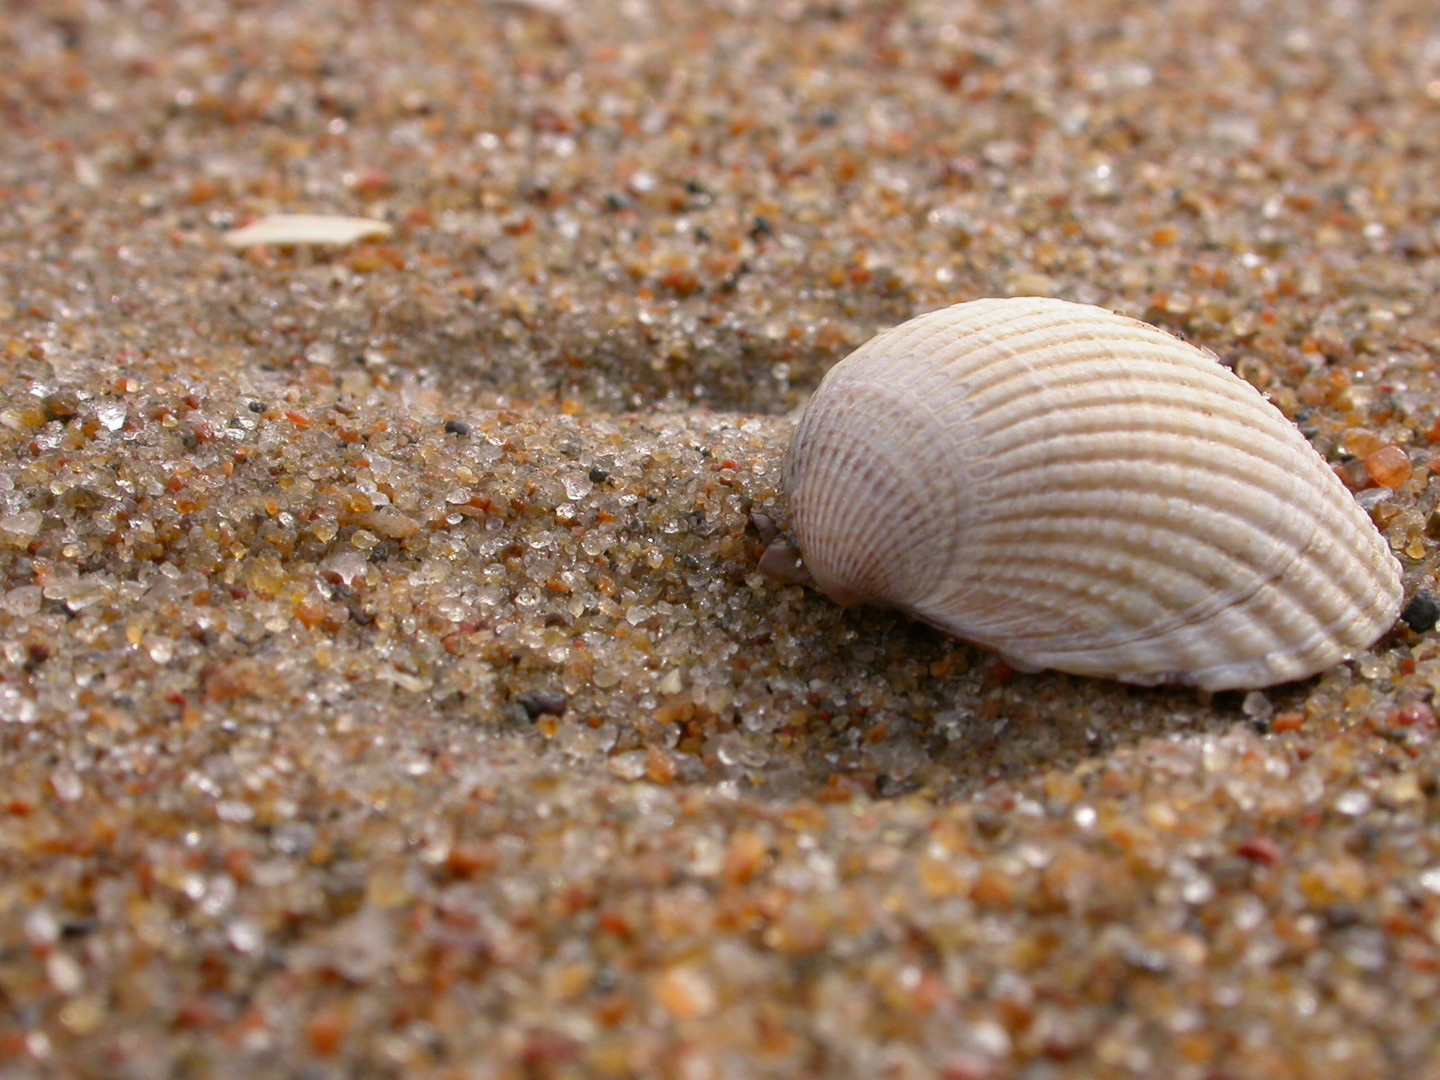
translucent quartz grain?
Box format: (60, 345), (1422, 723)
(1364, 445), (1414, 488)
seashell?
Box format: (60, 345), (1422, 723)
(222, 214), (393, 249)
(784, 297), (1402, 690)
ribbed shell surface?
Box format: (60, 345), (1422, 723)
(785, 297), (1402, 690)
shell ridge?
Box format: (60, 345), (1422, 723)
(960, 498), (1394, 684)
(974, 426), (1318, 503)
(963, 469), (1321, 561)
(930, 514), (1320, 653)
(849, 304), (1115, 389)
(916, 445), (1333, 663)
(954, 360), (1281, 445)
(959, 365), (1288, 431)
(843, 314), (973, 382)
(1042, 529), (1353, 685)
(918, 318), (1226, 397)
(964, 487), (1397, 681)
(788, 379), (967, 609)
(1271, 508), (1403, 643)
(962, 503), (1304, 570)
(842, 303), (1224, 410)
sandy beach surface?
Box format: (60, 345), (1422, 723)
(4, 1), (1440, 1076)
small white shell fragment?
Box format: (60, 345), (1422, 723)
(785, 297), (1403, 690)
(222, 214), (393, 249)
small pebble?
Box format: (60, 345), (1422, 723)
(1401, 592), (1440, 633)
(1364, 445), (1414, 488)
(516, 690), (569, 719)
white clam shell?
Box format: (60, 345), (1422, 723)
(222, 214), (393, 248)
(785, 297), (1403, 690)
